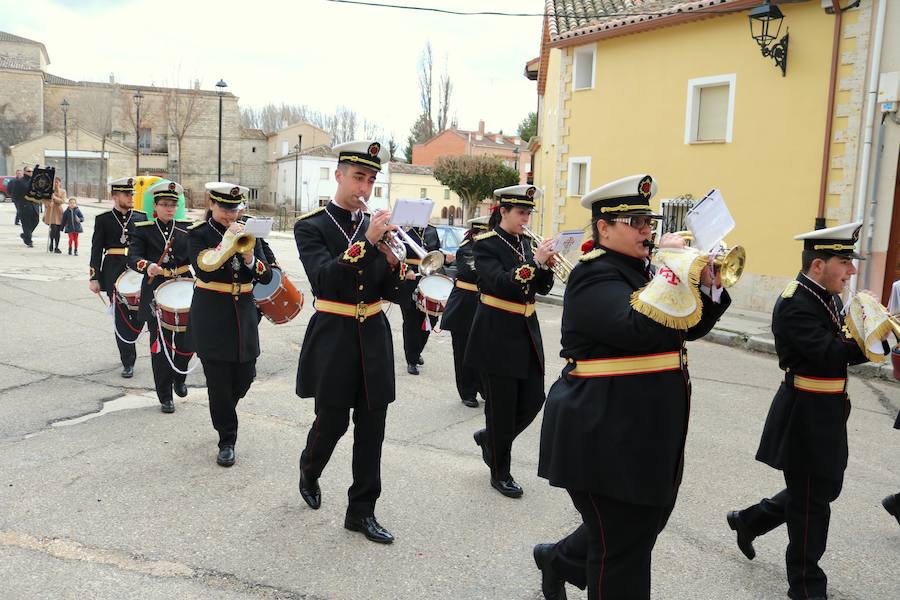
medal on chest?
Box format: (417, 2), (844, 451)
(231, 255), (241, 271)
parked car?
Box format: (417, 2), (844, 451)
(0, 176), (14, 202)
(434, 225), (467, 279)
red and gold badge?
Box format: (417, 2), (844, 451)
(639, 176), (653, 199)
(255, 259), (266, 276)
(343, 241), (367, 263)
(514, 263), (535, 283)
(136, 259), (148, 273)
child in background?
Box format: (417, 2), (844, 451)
(61, 197), (84, 255)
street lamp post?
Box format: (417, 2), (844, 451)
(60, 99), (70, 195)
(133, 91), (144, 174)
(216, 79), (227, 181)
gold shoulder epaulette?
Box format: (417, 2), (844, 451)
(296, 206), (325, 222)
(781, 281), (799, 299)
(239, 214), (254, 222)
(134, 220), (154, 227)
(474, 230), (497, 241)
(459, 239), (471, 248)
(187, 220), (205, 230)
(579, 248), (607, 262)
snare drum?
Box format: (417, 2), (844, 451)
(154, 278), (194, 332)
(114, 269), (143, 311)
(415, 274), (454, 317)
(253, 267), (304, 324)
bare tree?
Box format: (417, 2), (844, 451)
(437, 55), (452, 132)
(78, 87), (118, 199)
(417, 42), (435, 140)
(162, 87), (203, 183)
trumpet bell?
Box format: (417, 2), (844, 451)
(716, 245), (745, 288)
(420, 250), (445, 276)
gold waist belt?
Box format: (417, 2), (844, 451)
(791, 375), (846, 394)
(315, 299), (383, 323)
(480, 293), (536, 317)
(455, 280), (478, 292)
(162, 265), (191, 278)
(106, 248), (128, 256)
(195, 281), (253, 295)
(568, 351), (682, 378)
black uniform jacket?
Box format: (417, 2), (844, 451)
(127, 219), (194, 326)
(398, 225), (442, 308)
(464, 226), (554, 379)
(187, 219), (272, 363)
(440, 237), (477, 331)
(89, 209), (148, 292)
(538, 247), (730, 507)
(755, 273), (868, 482)
(294, 204), (403, 410)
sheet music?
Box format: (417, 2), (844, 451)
(553, 230), (584, 262)
(685, 189), (735, 253)
(242, 217), (273, 238)
(390, 199), (434, 228)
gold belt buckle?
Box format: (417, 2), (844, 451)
(231, 282), (242, 295)
(356, 301), (368, 322)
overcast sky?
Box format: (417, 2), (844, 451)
(3, 0), (544, 141)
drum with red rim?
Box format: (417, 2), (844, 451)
(415, 274), (454, 317)
(114, 269), (143, 311)
(154, 278), (194, 332)
(252, 267), (304, 324)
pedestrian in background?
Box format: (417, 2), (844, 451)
(13, 169), (22, 225)
(61, 197), (84, 255)
(43, 177), (65, 253)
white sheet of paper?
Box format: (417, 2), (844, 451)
(553, 230), (584, 260)
(390, 199), (434, 228)
(685, 189), (735, 253)
(242, 217), (273, 238)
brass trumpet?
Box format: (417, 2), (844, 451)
(671, 231), (746, 288)
(197, 227), (256, 272)
(523, 226), (573, 283)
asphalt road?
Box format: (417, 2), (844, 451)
(0, 201), (897, 599)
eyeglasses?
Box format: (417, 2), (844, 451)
(156, 202), (177, 209)
(612, 216), (658, 230)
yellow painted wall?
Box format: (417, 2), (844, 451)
(535, 48), (562, 240)
(549, 3), (840, 280)
(387, 172), (461, 223)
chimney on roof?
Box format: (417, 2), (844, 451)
(478, 120), (485, 136)
(109, 73), (115, 84)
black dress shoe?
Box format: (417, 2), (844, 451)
(461, 397), (479, 408)
(298, 470), (321, 510)
(121, 365), (134, 378)
(216, 445), (235, 467)
(726, 510), (756, 560)
(491, 476), (523, 498)
(533, 543), (567, 600)
(160, 400), (175, 413)
(473, 429), (491, 468)
(344, 514), (394, 544)
(416, 356), (424, 365)
(173, 381), (188, 398)
(882, 494), (900, 526)
(406, 364), (419, 375)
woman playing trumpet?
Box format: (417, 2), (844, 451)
(188, 182), (272, 467)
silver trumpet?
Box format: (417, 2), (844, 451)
(357, 196), (445, 276)
(357, 196), (407, 263)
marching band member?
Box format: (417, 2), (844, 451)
(441, 215), (489, 407)
(466, 185), (556, 498)
(726, 222), (871, 600)
(88, 177), (148, 378)
(534, 175), (730, 600)
(188, 183), (272, 467)
(398, 222), (442, 375)
(128, 181), (193, 413)
(294, 140), (402, 544)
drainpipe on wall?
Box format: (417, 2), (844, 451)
(816, 1), (844, 230)
(850, 0), (888, 295)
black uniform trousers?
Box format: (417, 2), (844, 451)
(738, 471), (843, 599)
(299, 386), (388, 518)
(549, 490), (674, 599)
(400, 301), (433, 366)
(111, 294), (141, 368)
(480, 351), (545, 480)
(451, 327), (479, 401)
(200, 359), (256, 448)
(16, 201), (39, 244)
(149, 325), (191, 404)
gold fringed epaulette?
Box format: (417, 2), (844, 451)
(474, 230), (497, 241)
(781, 281), (799, 299)
(187, 220), (205, 230)
(134, 220), (154, 227)
(296, 206), (325, 222)
(458, 239), (470, 248)
(579, 248), (606, 262)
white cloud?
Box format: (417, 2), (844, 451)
(7, 0), (543, 140)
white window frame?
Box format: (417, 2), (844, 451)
(567, 156), (591, 197)
(572, 44), (596, 92)
(684, 73), (736, 144)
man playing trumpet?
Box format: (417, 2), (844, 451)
(293, 140), (403, 544)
